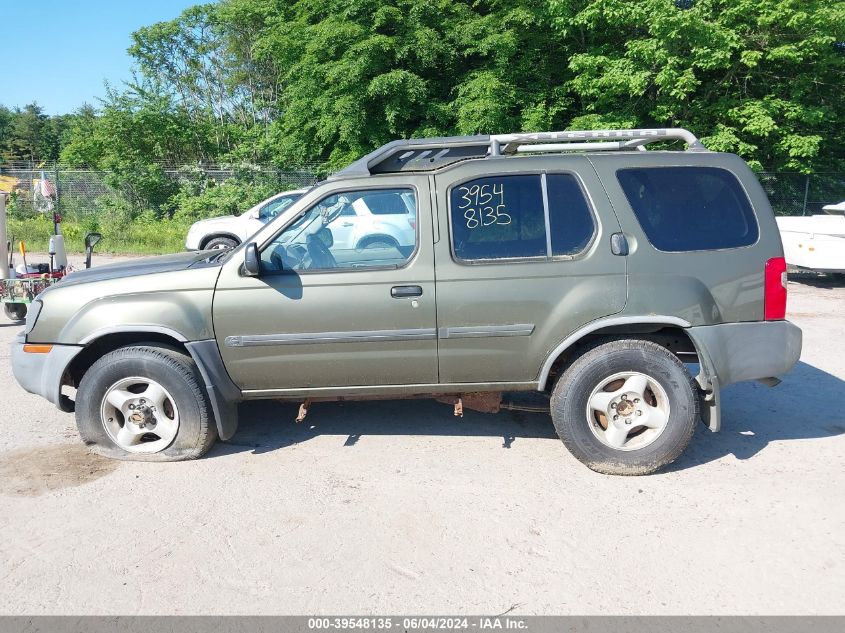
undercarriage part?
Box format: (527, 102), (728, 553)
(434, 392), (502, 414)
(296, 399), (311, 423)
(500, 400), (551, 413)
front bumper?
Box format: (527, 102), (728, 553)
(11, 333), (83, 411)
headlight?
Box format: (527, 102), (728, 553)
(24, 299), (42, 334)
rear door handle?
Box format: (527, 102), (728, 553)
(391, 285), (423, 298)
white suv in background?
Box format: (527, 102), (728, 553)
(323, 189), (416, 251)
(185, 189), (308, 250)
(186, 188), (416, 252)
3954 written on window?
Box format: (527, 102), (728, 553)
(449, 174), (595, 262)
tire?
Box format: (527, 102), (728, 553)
(550, 338), (699, 475)
(75, 345), (218, 461)
(4, 303), (27, 323)
(357, 236), (398, 250)
(204, 236), (239, 250)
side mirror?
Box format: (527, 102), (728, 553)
(84, 232), (103, 269)
(243, 242), (261, 276)
(248, 208), (260, 220)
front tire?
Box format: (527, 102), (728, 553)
(4, 303), (27, 322)
(550, 339), (699, 475)
(204, 236), (238, 250)
(75, 345), (217, 461)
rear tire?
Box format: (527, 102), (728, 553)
(75, 345), (217, 461)
(204, 236), (238, 250)
(357, 236), (399, 250)
(4, 303), (27, 323)
(550, 339), (699, 475)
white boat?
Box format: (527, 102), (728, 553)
(776, 201), (845, 273)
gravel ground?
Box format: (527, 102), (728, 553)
(1, 254), (843, 615)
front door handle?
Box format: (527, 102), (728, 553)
(391, 285), (423, 298)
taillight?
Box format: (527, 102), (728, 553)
(764, 257), (787, 320)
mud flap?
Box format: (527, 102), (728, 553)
(185, 340), (242, 441)
(700, 375), (721, 432)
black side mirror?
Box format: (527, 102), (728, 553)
(243, 242), (261, 276)
(84, 232), (103, 269)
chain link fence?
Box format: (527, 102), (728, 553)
(0, 162), (319, 220)
(1, 163), (843, 220)
(755, 172), (845, 216)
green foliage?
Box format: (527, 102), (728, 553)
(170, 177), (277, 222)
(3, 0), (844, 223)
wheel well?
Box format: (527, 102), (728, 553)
(65, 332), (189, 389)
(200, 233), (240, 249)
(356, 234), (399, 248)
(543, 325), (699, 391)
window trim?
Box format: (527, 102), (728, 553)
(446, 171), (598, 266)
(257, 184), (421, 276)
(614, 165), (761, 254)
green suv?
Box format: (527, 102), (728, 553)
(10, 129), (802, 474)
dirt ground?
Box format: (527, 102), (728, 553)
(1, 254), (843, 615)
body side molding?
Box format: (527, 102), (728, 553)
(438, 324), (535, 339)
(225, 328), (437, 348)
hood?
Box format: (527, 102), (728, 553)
(191, 215), (239, 228)
(55, 251), (220, 289)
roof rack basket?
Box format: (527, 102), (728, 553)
(331, 128), (707, 179)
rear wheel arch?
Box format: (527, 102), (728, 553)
(355, 234), (400, 249)
(537, 317), (699, 391)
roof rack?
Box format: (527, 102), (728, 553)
(329, 128), (706, 180)
(490, 128), (706, 155)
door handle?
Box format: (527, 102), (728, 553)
(391, 285), (423, 298)
(342, 222), (354, 227)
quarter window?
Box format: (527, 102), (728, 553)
(617, 167), (758, 251)
(449, 174), (595, 261)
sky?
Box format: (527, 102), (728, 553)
(0, 0), (199, 115)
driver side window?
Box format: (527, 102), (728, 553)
(259, 188), (417, 273)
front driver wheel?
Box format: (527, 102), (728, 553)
(550, 339), (699, 475)
(75, 345), (217, 461)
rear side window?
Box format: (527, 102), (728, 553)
(617, 167), (758, 251)
(449, 174), (594, 261)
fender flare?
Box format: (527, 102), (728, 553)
(535, 314), (722, 431)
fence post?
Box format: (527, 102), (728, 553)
(802, 175), (810, 216)
(54, 163), (61, 211)
(0, 191), (9, 279)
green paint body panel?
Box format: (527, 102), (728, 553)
(18, 147), (801, 437)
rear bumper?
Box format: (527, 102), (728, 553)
(10, 333), (83, 411)
(687, 320), (802, 388)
